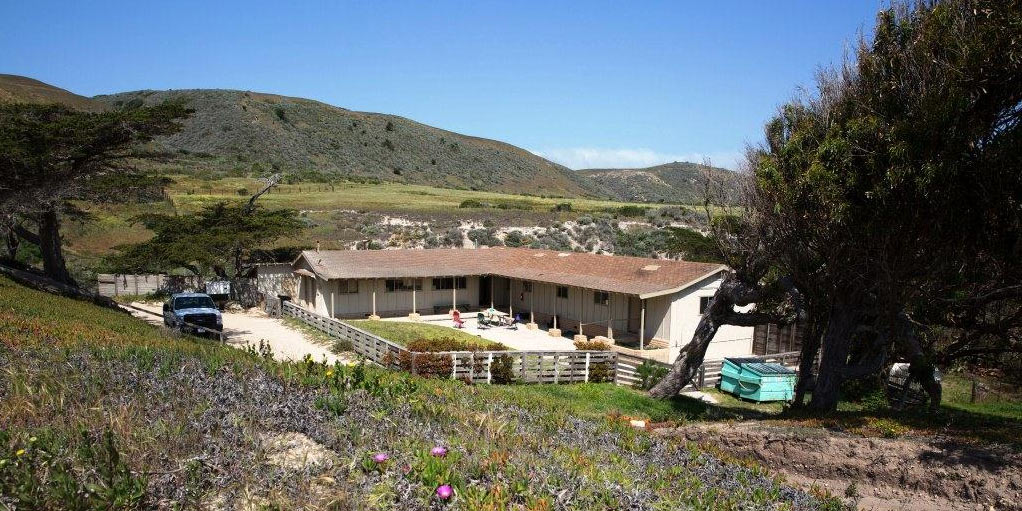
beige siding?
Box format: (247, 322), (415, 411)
(667, 274), (754, 360)
(312, 276), (483, 319)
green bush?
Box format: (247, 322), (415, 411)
(459, 199), (484, 208)
(406, 337), (508, 353)
(634, 361), (669, 390)
(550, 202), (573, 212)
(235, 187), (249, 196)
(490, 354), (516, 384)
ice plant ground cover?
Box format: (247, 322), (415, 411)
(0, 276), (843, 510)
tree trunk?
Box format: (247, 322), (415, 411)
(648, 313), (723, 397)
(38, 208), (75, 286)
(792, 320), (822, 408)
(4, 226), (18, 260)
(808, 305), (858, 411)
(893, 313), (943, 411)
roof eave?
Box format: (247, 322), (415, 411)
(637, 266), (728, 300)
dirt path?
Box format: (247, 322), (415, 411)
(655, 422), (1021, 511)
(129, 302), (353, 365)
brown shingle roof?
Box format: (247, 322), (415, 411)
(295, 247), (725, 298)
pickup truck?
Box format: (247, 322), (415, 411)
(163, 292), (223, 338)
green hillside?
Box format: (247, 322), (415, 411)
(579, 161), (734, 203)
(92, 88), (603, 197)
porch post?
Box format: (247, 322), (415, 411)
(508, 279), (513, 317)
(490, 276), (494, 308)
(607, 293), (614, 340)
(370, 279), (379, 320)
(574, 287), (586, 343)
(452, 277), (457, 313)
(409, 280), (420, 321)
(330, 281), (335, 318)
(639, 298), (646, 350)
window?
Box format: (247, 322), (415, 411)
(593, 291), (609, 306)
(174, 296), (215, 310)
(556, 286), (569, 299)
(432, 277), (467, 290)
(385, 279), (420, 292)
(699, 296), (713, 314)
(338, 279), (359, 294)
(522, 281), (533, 292)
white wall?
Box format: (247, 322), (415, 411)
(667, 273), (754, 360)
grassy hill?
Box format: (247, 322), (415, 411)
(579, 162), (734, 203)
(91, 88), (603, 197)
(0, 275), (828, 509)
(0, 74), (108, 112)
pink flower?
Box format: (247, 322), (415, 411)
(372, 452), (389, 463)
(436, 484), (454, 500)
(430, 446), (448, 457)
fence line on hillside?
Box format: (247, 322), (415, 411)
(282, 300), (800, 388)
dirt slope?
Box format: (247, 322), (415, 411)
(0, 74), (108, 112)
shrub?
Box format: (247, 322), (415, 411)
(235, 187), (249, 196)
(589, 361), (614, 383)
(503, 230), (534, 248)
(459, 199), (484, 208)
(274, 106), (287, 122)
(550, 202), (573, 212)
(406, 337), (507, 353)
(574, 339), (611, 350)
(382, 139), (395, 151)
(616, 205), (649, 217)
(634, 361), (669, 390)
(385, 120), (394, 131)
(490, 354), (516, 384)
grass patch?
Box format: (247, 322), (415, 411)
(282, 316), (353, 353)
(346, 319), (506, 350)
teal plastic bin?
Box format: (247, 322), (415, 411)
(719, 358), (796, 402)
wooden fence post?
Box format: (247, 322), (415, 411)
(585, 352), (591, 382)
(451, 353), (458, 380)
(486, 353), (493, 384)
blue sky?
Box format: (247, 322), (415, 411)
(1, 1), (883, 169)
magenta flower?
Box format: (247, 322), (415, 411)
(436, 484), (454, 500)
(372, 452), (389, 463)
(430, 446), (448, 457)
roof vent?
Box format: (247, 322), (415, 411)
(557, 253), (570, 257)
(641, 264), (661, 271)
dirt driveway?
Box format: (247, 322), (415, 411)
(656, 422), (1021, 511)
(128, 302), (353, 365)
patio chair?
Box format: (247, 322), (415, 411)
(506, 313), (521, 330)
(452, 310), (465, 329)
(476, 312), (491, 329)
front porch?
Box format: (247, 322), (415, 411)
(383, 313), (578, 351)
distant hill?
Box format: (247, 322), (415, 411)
(578, 162), (733, 203)
(0, 74), (108, 112)
(91, 89), (602, 197)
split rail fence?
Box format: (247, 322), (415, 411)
(283, 301), (800, 388)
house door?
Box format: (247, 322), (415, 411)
(479, 276), (491, 306)
(627, 295), (641, 333)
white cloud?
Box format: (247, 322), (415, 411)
(531, 147), (743, 170)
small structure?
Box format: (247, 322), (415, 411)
(291, 247), (754, 360)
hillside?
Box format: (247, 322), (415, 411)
(579, 161), (734, 203)
(0, 275), (827, 509)
(0, 74), (108, 112)
(91, 88), (603, 197)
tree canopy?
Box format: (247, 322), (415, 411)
(108, 202), (306, 279)
(0, 101), (190, 284)
(652, 0), (1021, 411)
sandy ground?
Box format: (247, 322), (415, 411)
(656, 422), (1022, 511)
(128, 302), (352, 365)
(384, 313), (579, 351)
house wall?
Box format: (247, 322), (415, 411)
(295, 275), (483, 319)
(508, 279), (637, 338)
(667, 273), (754, 360)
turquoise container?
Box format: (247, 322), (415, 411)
(719, 358), (796, 402)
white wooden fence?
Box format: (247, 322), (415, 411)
(282, 301), (616, 384)
(283, 301), (800, 388)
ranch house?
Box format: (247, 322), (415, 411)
(292, 247), (753, 359)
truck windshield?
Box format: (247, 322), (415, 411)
(174, 296), (216, 310)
